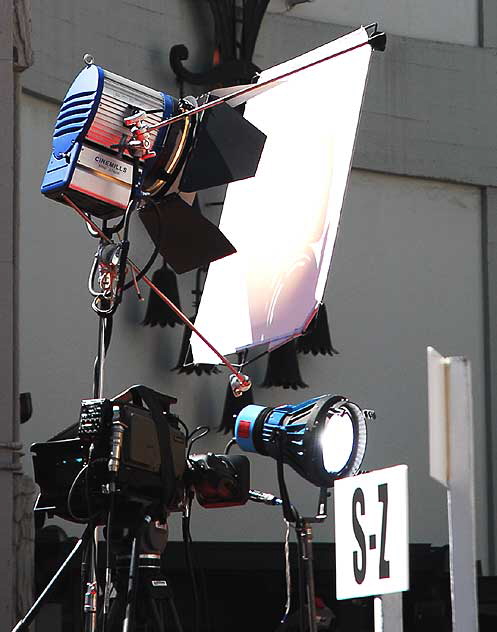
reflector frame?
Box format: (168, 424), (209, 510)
(191, 28), (372, 363)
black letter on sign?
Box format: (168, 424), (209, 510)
(378, 483), (390, 579)
(352, 487), (366, 584)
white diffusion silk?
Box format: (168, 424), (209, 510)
(192, 28), (372, 363)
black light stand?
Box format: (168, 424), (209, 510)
(82, 160), (147, 632)
(274, 430), (329, 632)
(12, 159), (169, 632)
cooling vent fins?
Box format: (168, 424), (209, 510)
(52, 64), (103, 159)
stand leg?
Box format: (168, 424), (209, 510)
(149, 598), (165, 632)
(303, 526), (317, 632)
(163, 588), (183, 632)
(84, 527), (100, 632)
(122, 536), (140, 632)
(106, 589), (127, 632)
(146, 578), (184, 632)
(274, 440), (320, 632)
(12, 531), (88, 632)
(296, 522), (317, 632)
(295, 535), (306, 632)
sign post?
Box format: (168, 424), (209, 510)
(427, 347), (479, 632)
(334, 465), (409, 631)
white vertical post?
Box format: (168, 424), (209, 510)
(427, 348), (479, 632)
(373, 592), (404, 632)
(381, 593), (404, 632)
(374, 597), (383, 632)
(446, 356), (479, 632)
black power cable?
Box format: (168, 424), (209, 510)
(187, 426), (210, 460)
(122, 200), (162, 291)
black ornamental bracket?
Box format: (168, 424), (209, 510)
(169, 0), (270, 88)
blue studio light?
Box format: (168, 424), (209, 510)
(234, 395), (368, 487)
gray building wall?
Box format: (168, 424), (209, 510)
(17, 0), (497, 573)
(266, 0), (479, 46)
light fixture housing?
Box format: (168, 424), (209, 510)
(40, 62), (266, 274)
(234, 395), (367, 487)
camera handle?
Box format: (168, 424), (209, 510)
(11, 527), (91, 632)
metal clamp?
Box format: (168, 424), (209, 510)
(124, 111), (156, 160)
(229, 373), (252, 397)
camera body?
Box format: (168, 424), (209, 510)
(31, 386), (250, 526)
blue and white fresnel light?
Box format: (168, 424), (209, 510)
(40, 57), (266, 274)
(235, 395), (370, 487)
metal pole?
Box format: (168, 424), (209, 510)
(83, 316), (107, 632)
(94, 317), (106, 398)
(84, 536), (98, 632)
(122, 535), (140, 632)
(303, 524), (317, 632)
(296, 521), (317, 632)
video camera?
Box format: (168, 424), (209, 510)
(31, 385), (250, 527)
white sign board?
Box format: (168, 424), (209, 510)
(334, 465), (409, 600)
(192, 28), (372, 363)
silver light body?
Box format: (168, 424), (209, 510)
(70, 69), (165, 211)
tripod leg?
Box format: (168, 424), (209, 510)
(11, 527), (89, 632)
(146, 580), (184, 632)
(122, 536), (140, 632)
(106, 588), (127, 632)
(84, 527), (100, 632)
(165, 594), (183, 632)
(148, 598), (165, 632)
